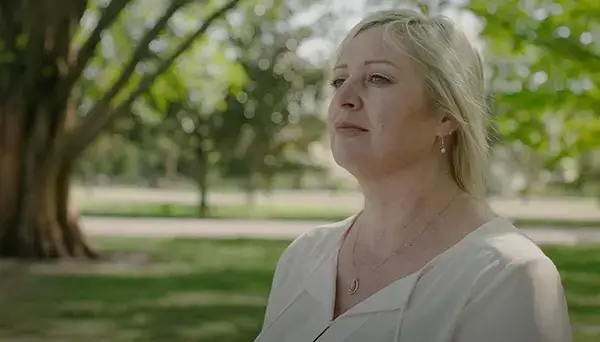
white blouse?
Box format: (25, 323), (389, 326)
(254, 216), (572, 342)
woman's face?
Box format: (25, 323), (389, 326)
(328, 26), (444, 178)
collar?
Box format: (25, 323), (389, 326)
(303, 214), (417, 320)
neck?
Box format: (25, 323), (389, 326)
(355, 158), (462, 246)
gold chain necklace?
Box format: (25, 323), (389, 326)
(347, 192), (460, 295)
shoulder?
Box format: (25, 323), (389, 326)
(441, 217), (563, 301)
(467, 216), (558, 273)
(448, 218), (572, 341)
(417, 217), (561, 300)
(410, 217), (570, 337)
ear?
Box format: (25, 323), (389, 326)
(436, 112), (458, 137)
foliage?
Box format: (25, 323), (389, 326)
(0, 0), (243, 259)
(72, 0), (600, 199)
(214, 8), (327, 193)
(76, 0), (330, 204)
(465, 0), (600, 190)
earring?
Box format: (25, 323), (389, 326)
(440, 136), (446, 154)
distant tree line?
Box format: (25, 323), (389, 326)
(1, 0), (599, 260)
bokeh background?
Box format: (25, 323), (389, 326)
(1, 0), (599, 341)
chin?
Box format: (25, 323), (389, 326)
(331, 147), (366, 176)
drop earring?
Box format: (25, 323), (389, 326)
(440, 136), (446, 154)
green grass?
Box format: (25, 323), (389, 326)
(1, 239), (599, 342)
(78, 201), (600, 228)
(0, 238), (288, 342)
(545, 245), (600, 340)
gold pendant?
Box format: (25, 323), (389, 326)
(348, 277), (359, 295)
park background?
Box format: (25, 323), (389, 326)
(1, 0), (600, 341)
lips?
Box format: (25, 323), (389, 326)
(334, 122), (368, 132)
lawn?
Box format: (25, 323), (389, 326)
(78, 201), (600, 228)
(0, 238), (599, 342)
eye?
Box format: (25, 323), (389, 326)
(329, 77), (345, 89)
(368, 73), (392, 85)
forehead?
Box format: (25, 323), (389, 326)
(336, 26), (412, 67)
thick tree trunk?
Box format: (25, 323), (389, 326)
(0, 0), (96, 259)
(0, 0), (241, 259)
(0, 95), (22, 256)
(0, 99), (97, 259)
(2, 167), (96, 259)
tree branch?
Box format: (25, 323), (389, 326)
(118, 0), (241, 107)
(58, 0), (242, 162)
(63, 0), (133, 90)
(90, 0), (190, 107)
(473, 10), (600, 72)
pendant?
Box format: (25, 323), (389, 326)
(348, 277), (359, 295)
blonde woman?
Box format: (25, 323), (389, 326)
(254, 9), (571, 342)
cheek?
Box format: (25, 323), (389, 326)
(326, 100), (337, 127)
(378, 87), (429, 131)
(375, 104), (409, 136)
(376, 109), (429, 150)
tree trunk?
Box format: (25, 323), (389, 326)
(0, 0), (241, 259)
(292, 172), (303, 189)
(0, 99), (96, 259)
(244, 175), (257, 207)
(2, 164), (96, 259)
(198, 178), (209, 217)
(195, 146), (209, 216)
(0, 0), (97, 259)
(165, 147), (179, 182)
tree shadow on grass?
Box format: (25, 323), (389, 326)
(0, 237), (293, 341)
(1, 268), (275, 342)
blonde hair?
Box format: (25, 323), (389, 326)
(334, 9), (490, 196)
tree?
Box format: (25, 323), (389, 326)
(213, 5), (328, 203)
(135, 1), (328, 211)
(0, 0), (241, 259)
(465, 0), (600, 193)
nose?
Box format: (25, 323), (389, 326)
(334, 81), (363, 111)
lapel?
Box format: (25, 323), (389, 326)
(302, 213), (420, 320)
(303, 215), (356, 320)
(302, 248), (418, 318)
(255, 217), (355, 342)
(257, 213), (424, 342)
(304, 246), (339, 318)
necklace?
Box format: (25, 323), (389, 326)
(347, 192), (460, 295)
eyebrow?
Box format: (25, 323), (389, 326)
(333, 59), (399, 70)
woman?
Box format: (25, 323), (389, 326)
(254, 9), (572, 342)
